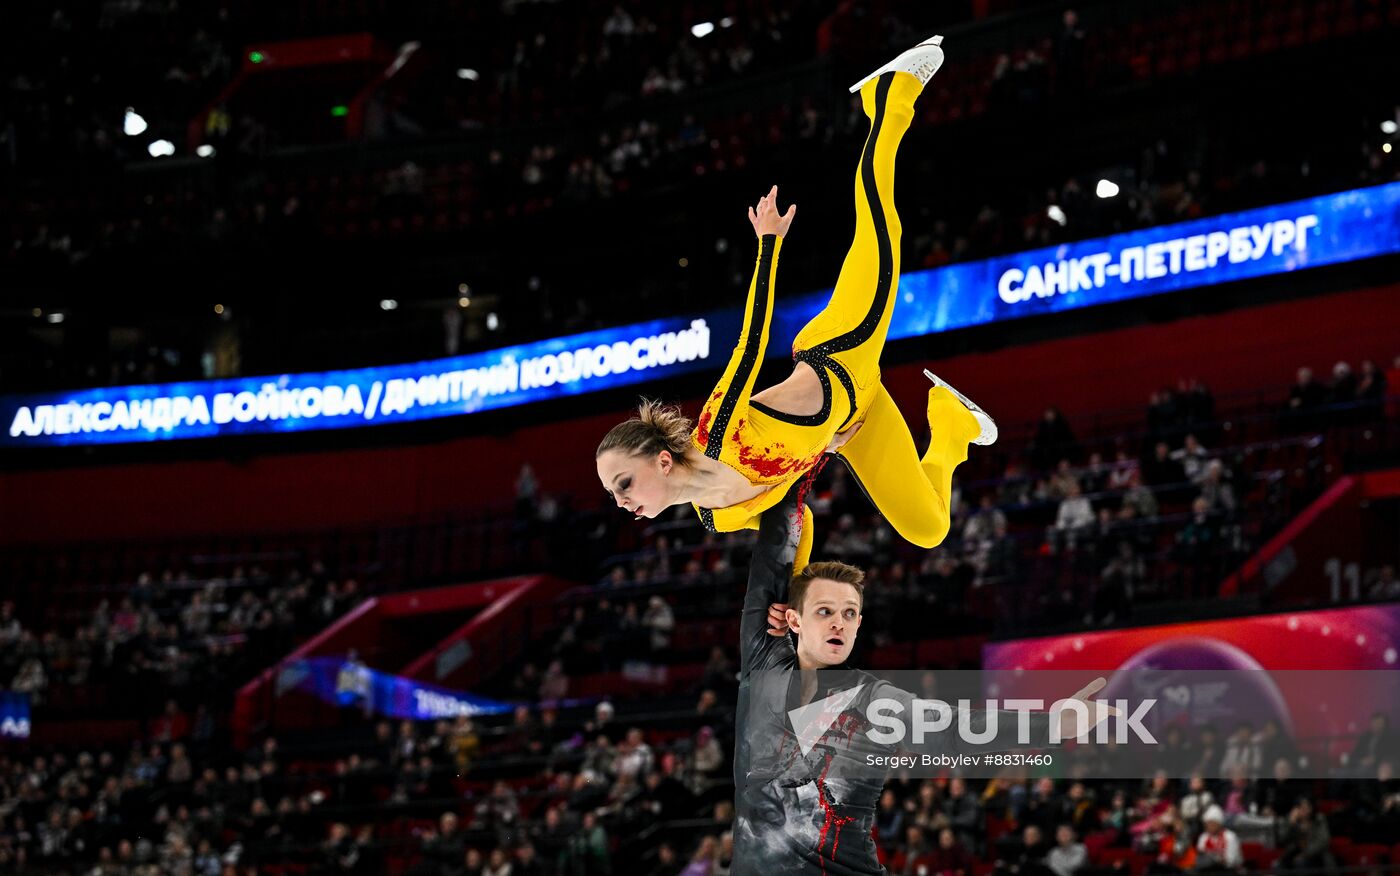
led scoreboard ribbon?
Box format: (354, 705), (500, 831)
(5, 182), (1398, 447)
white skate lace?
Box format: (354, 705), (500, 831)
(907, 56), (940, 81)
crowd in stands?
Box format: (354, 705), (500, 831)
(571, 354), (1395, 642)
(5, 2), (1400, 874)
(0, 563), (367, 720)
(1, 346), (1397, 874)
(4, 0), (1398, 391)
(3, 680), (1399, 874)
(5, 348), (1393, 729)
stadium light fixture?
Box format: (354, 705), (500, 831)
(486, 312), (500, 331)
(46, 312), (65, 324)
(196, 144), (216, 158)
(147, 139), (176, 158)
(1385, 143), (1394, 154)
(380, 299), (398, 311)
(330, 105), (349, 117)
(456, 68), (479, 81)
(691, 22), (716, 38)
(720, 17), (735, 28)
(249, 51), (266, 64)
(123, 109), (148, 137)
(1047, 204), (1068, 226)
(458, 296), (471, 308)
(458, 283), (471, 294)
(31, 308), (42, 318)
(1382, 120), (1398, 135)
(1095, 179), (1120, 199)
(214, 304), (225, 315)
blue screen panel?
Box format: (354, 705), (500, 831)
(5, 182), (1397, 447)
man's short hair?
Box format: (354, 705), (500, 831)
(790, 561), (865, 612)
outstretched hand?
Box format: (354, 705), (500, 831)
(825, 421), (862, 455)
(1055, 676), (1123, 740)
(748, 184), (797, 238)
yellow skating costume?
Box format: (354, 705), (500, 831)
(691, 71), (982, 572)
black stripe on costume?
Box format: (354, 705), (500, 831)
(750, 361), (832, 426)
(797, 350), (860, 431)
(809, 72), (897, 359)
(705, 234), (776, 460)
(756, 71), (891, 434)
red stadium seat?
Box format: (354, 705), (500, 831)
(1242, 841), (1280, 869)
(1094, 847), (1135, 869)
(1336, 843), (1390, 867)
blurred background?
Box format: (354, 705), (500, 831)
(2, 0), (1400, 874)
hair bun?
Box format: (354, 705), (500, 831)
(596, 398), (694, 465)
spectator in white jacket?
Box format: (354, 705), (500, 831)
(1051, 481), (1095, 551)
(1196, 805), (1243, 870)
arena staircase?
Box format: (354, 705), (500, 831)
(1220, 469), (1400, 604)
(232, 574), (571, 747)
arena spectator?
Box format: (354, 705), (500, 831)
(1356, 359), (1388, 417)
(1351, 712), (1398, 775)
(560, 811), (610, 876)
(929, 827), (977, 875)
(875, 789), (904, 849)
(995, 823), (1052, 876)
(1142, 442), (1185, 487)
(1365, 564), (1400, 600)
(1031, 408), (1080, 471)
(889, 824), (934, 875)
(1194, 806), (1243, 871)
(1051, 482), (1095, 552)
(642, 596), (675, 652)
(1276, 799), (1336, 874)
(1329, 361), (1358, 406)
(1046, 825), (1086, 876)
(1286, 366), (1327, 430)
(1170, 434), (1210, 484)
(1219, 722), (1263, 778)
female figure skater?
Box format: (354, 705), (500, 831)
(596, 36), (995, 572)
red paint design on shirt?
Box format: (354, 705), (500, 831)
(815, 753), (857, 873)
(831, 711), (866, 750)
(696, 410), (713, 446)
(735, 439), (817, 480)
(794, 455), (831, 525)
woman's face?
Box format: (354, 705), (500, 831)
(597, 449), (671, 519)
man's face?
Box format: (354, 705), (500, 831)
(786, 579), (861, 667)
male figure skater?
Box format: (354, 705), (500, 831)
(732, 481), (1114, 874)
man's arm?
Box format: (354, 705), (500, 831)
(738, 482), (804, 678)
